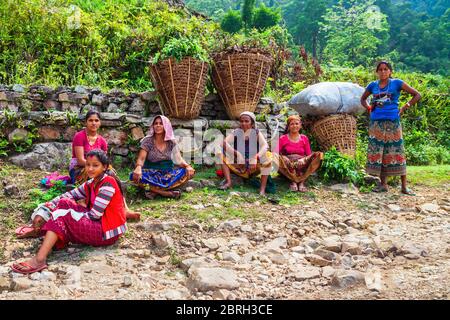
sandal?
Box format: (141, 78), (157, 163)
(144, 191), (158, 200)
(373, 185), (388, 193)
(289, 182), (298, 192)
(15, 226), (41, 239)
(401, 188), (416, 196)
(170, 190), (181, 199)
(11, 261), (48, 275)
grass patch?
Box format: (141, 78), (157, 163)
(407, 165), (450, 187)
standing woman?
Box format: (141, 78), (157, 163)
(274, 115), (323, 192)
(11, 150), (127, 274)
(360, 61), (421, 194)
(131, 115), (195, 199)
(219, 111), (272, 195)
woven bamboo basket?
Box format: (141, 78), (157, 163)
(150, 57), (208, 119)
(311, 114), (357, 157)
(212, 52), (273, 119)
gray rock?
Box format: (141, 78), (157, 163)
(322, 237), (342, 253)
(74, 85), (88, 94)
(218, 219), (242, 231)
(8, 128), (28, 143)
(329, 183), (359, 194)
(267, 249), (289, 265)
(265, 237), (288, 250)
(341, 242), (363, 255)
(418, 203), (440, 213)
(331, 270), (365, 289)
(305, 254), (332, 267)
(400, 243), (428, 258)
(314, 248), (339, 262)
(4, 184), (19, 197)
(201, 238), (227, 251)
(0, 276), (10, 291)
(11, 278), (33, 291)
(181, 180), (202, 190)
(321, 266), (336, 278)
(163, 289), (190, 300)
(122, 275), (133, 287)
(180, 257), (219, 272)
(152, 233), (174, 249)
(387, 204), (401, 212)
(293, 266), (321, 281)
(129, 98), (145, 113)
(10, 142), (71, 171)
(212, 289), (231, 300)
(186, 267), (239, 292)
(65, 266), (82, 288)
(12, 84), (25, 93)
(91, 94), (107, 106)
(365, 271), (383, 292)
(185, 186), (194, 193)
(222, 252), (241, 263)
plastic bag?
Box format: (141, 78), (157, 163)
(289, 82), (366, 116)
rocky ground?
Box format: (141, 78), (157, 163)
(0, 161), (449, 300)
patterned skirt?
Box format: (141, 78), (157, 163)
(274, 152), (323, 183)
(221, 151), (273, 179)
(41, 198), (119, 249)
(366, 119), (407, 177)
(130, 161), (189, 191)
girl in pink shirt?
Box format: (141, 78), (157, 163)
(274, 115), (323, 192)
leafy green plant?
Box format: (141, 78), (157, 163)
(152, 37), (209, 64)
(319, 147), (363, 185)
(22, 180), (67, 216)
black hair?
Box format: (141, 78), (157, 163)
(86, 110), (101, 121)
(85, 149), (124, 199)
(376, 60), (393, 73)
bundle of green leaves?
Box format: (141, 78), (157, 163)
(318, 146), (364, 185)
(152, 37), (210, 65)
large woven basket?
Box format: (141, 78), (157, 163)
(150, 57), (208, 119)
(212, 52), (273, 119)
(311, 114), (357, 157)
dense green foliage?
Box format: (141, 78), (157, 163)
(187, 0), (450, 75)
(221, 10), (243, 34)
(319, 147), (364, 184)
(0, 0), (218, 91)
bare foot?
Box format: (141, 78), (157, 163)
(298, 182), (307, 192)
(289, 182), (298, 192)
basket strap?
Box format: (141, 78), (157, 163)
(228, 55), (237, 107)
(152, 65), (172, 116)
(168, 58), (179, 117)
(185, 57), (191, 117)
(190, 61), (205, 116)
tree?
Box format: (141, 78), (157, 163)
(321, 0), (389, 67)
(221, 10), (243, 34)
(252, 4), (281, 30)
(242, 0), (256, 29)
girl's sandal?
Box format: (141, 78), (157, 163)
(401, 188), (416, 196)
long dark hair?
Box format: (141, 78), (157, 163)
(85, 149), (124, 198)
(86, 110), (101, 121)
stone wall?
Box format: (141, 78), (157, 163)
(0, 85), (288, 170)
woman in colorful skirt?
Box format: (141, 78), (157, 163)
(360, 60), (421, 194)
(274, 115), (323, 192)
(219, 111), (272, 195)
(131, 115), (195, 199)
(11, 150), (127, 274)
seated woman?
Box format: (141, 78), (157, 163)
(69, 110), (108, 185)
(11, 150), (127, 274)
(219, 111), (272, 195)
(16, 111), (139, 239)
(274, 115), (323, 192)
(131, 115), (195, 199)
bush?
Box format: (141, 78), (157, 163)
(318, 147), (363, 185)
(221, 10), (243, 34)
(252, 4), (281, 31)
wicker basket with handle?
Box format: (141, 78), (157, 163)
(212, 51), (273, 119)
(311, 114), (357, 157)
(150, 57), (208, 119)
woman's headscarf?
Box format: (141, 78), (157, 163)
(239, 111), (256, 127)
(144, 115), (176, 142)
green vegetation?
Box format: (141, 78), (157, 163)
(319, 147), (364, 184)
(407, 165), (450, 187)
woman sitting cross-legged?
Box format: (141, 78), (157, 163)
(130, 115), (195, 199)
(219, 111), (272, 195)
(273, 115), (323, 192)
(11, 150), (127, 274)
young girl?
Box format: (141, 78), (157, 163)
(11, 150), (127, 274)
